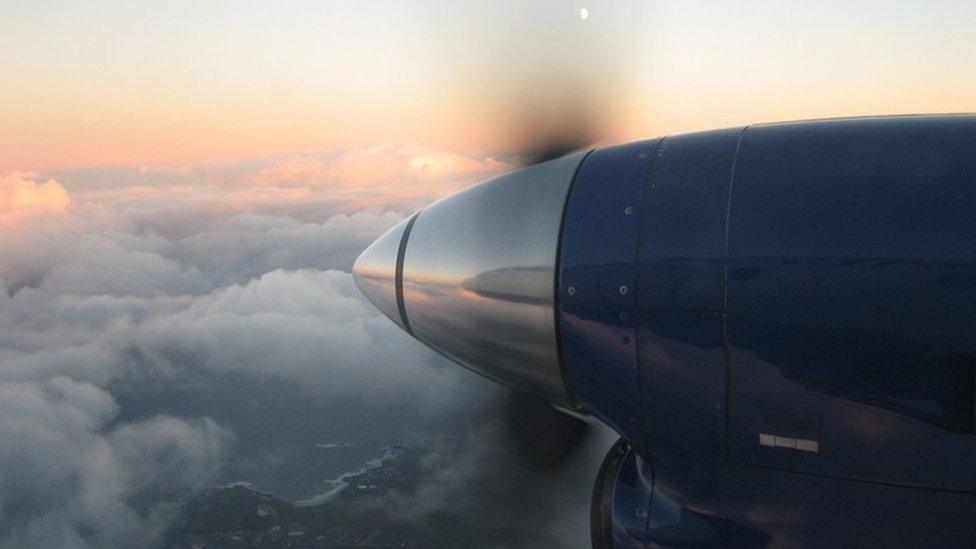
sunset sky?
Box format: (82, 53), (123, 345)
(3, 0), (975, 173)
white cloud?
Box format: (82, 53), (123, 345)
(0, 377), (232, 548)
(0, 172), (70, 226)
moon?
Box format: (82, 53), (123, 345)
(580, 7), (589, 20)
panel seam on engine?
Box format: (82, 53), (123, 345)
(552, 148), (597, 411)
(723, 125), (751, 461)
(633, 137), (669, 462)
(395, 212), (420, 336)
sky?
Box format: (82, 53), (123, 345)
(0, 1), (975, 547)
(3, 1), (975, 172)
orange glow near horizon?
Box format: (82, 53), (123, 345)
(2, 1), (975, 173)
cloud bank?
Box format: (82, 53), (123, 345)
(0, 377), (231, 547)
(0, 148), (601, 548)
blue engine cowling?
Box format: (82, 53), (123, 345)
(356, 115), (976, 547)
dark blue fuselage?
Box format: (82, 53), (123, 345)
(558, 116), (976, 547)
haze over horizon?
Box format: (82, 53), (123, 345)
(3, 1), (975, 173)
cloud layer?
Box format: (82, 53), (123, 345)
(0, 148), (602, 548)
